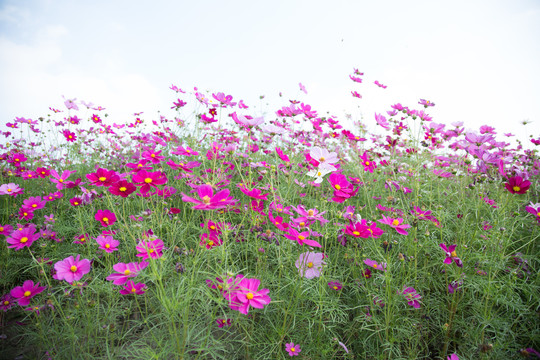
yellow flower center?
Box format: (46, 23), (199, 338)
(373, 264), (377, 268)
(74, 202), (79, 205)
(149, 249), (154, 253)
(102, 217), (109, 223)
(210, 225), (216, 230)
(298, 235), (305, 240)
(317, 172), (322, 176)
(291, 348), (296, 352)
(208, 241), (214, 246)
(99, 177), (106, 181)
(7, 188), (12, 192)
(124, 270), (131, 275)
(144, 178), (152, 183)
(307, 262), (313, 268)
(151, 154), (155, 158)
(392, 219), (400, 226)
(537, 212), (540, 217)
(335, 184), (341, 190)
(28, 174), (32, 178)
(105, 244), (110, 248)
(333, 286), (338, 290)
(246, 293), (254, 300)
(58, 179), (63, 182)
(202, 195), (211, 204)
(32, 204), (37, 208)
(3, 300), (9, 305)
(450, 251), (457, 257)
(120, 187), (126, 192)
(513, 186), (520, 192)
(353, 231), (360, 236)
(365, 161), (370, 166)
(308, 210), (314, 216)
(70, 266), (78, 272)
(20, 237), (28, 243)
(23, 291), (31, 297)
(131, 287), (137, 293)
(319, 157), (325, 162)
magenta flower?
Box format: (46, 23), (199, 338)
(238, 185), (269, 200)
(285, 342), (301, 357)
(0, 224), (14, 237)
(292, 205), (328, 224)
(106, 261), (149, 285)
(344, 220), (371, 238)
(22, 196), (46, 211)
(364, 258), (386, 271)
(439, 243), (463, 267)
(0, 293), (15, 311)
(374, 113), (391, 129)
(377, 215), (411, 235)
(402, 286), (421, 309)
(132, 170), (168, 195)
(95, 209), (117, 227)
(171, 145), (199, 156)
(216, 318), (232, 328)
(525, 202), (540, 224)
(295, 252), (326, 279)
(62, 129), (77, 142)
(135, 238), (164, 259)
(199, 233), (223, 249)
(69, 197), (83, 207)
(328, 281), (342, 291)
(119, 281), (146, 295)
(6, 225), (40, 250)
(53, 255), (91, 283)
(228, 277), (271, 315)
(141, 149), (165, 164)
(447, 354), (459, 360)
(10, 280), (46, 306)
(96, 235), (119, 253)
(86, 168), (120, 187)
(359, 151), (377, 173)
(181, 185), (237, 210)
(108, 180), (136, 197)
(505, 176), (530, 194)
(284, 228), (322, 248)
(328, 173), (358, 203)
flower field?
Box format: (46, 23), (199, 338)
(0, 71), (539, 359)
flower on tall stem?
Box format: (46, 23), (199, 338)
(402, 286), (421, 308)
(504, 176), (530, 194)
(6, 225), (40, 250)
(96, 235), (119, 253)
(95, 209), (117, 227)
(106, 261), (149, 285)
(295, 252), (326, 278)
(284, 228), (322, 248)
(377, 215), (411, 235)
(136, 238), (164, 259)
(119, 281), (146, 295)
(364, 258), (386, 271)
(181, 185), (237, 210)
(227, 277), (271, 315)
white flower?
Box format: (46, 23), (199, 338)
(307, 166), (333, 184)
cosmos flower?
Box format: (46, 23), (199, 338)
(106, 261), (149, 285)
(10, 280), (46, 306)
(295, 252), (326, 279)
(181, 185), (237, 210)
(402, 286), (421, 308)
(53, 255), (92, 283)
(377, 216), (411, 235)
(439, 243), (463, 267)
(505, 176), (530, 194)
(285, 342), (301, 356)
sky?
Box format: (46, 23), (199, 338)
(0, 0), (539, 147)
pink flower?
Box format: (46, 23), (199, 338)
(364, 258), (386, 271)
(377, 215), (411, 235)
(95, 209), (117, 227)
(268, 211), (290, 231)
(227, 277), (271, 315)
(216, 318), (232, 328)
(419, 99), (435, 107)
(199, 233), (222, 249)
(284, 228), (322, 248)
(108, 180), (136, 197)
(62, 129), (77, 142)
(402, 286), (421, 308)
(212, 92), (237, 107)
(439, 243), (463, 267)
(171, 145), (199, 156)
(0, 183), (24, 197)
(181, 185), (237, 210)
(106, 261), (149, 285)
(328, 173), (358, 203)
(374, 113), (390, 129)
(447, 354), (459, 360)
(0, 224), (13, 237)
(285, 342), (301, 356)
(86, 168), (120, 187)
(295, 252), (326, 279)
(238, 185), (269, 200)
(136, 238), (164, 259)
(119, 281), (146, 295)
(6, 225), (40, 250)
(292, 205), (328, 224)
(132, 170), (168, 195)
(54, 255), (91, 283)
(505, 176), (530, 194)
(49, 169), (77, 190)
(96, 235), (119, 253)
(10, 280), (46, 306)
(328, 281), (342, 291)
(525, 202), (540, 224)
(359, 151), (377, 173)
(236, 114), (264, 127)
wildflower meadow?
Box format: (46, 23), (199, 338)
(0, 70), (539, 359)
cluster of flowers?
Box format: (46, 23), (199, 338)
(207, 274), (271, 315)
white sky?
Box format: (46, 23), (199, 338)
(1, 0), (539, 146)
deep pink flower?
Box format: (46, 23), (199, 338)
(284, 228), (322, 248)
(18, 208), (34, 221)
(8, 152), (27, 167)
(525, 202), (540, 224)
(227, 277), (271, 315)
(402, 286), (421, 308)
(295, 252), (326, 279)
(181, 185), (237, 210)
(6, 225), (40, 250)
(359, 151), (377, 173)
(0, 293), (15, 311)
(328, 281), (342, 291)
(132, 170), (167, 195)
(53, 255), (91, 283)
(96, 235), (119, 253)
(200, 233), (222, 249)
(292, 205), (328, 224)
(106, 261), (149, 285)
(49, 169), (77, 190)
(328, 173), (358, 203)
(238, 185), (269, 200)
(171, 145), (199, 156)
(62, 129), (77, 142)
(505, 176), (530, 194)
(95, 209), (117, 227)
(69, 197), (83, 207)
(10, 280), (46, 306)
(216, 318), (232, 328)
(86, 168), (120, 187)
(439, 243), (463, 267)
(119, 281), (146, 295)
(285, 342), (301, 356)
(141, 149), (165, 164)
(377, 215), (411, 235)
(0, 224), (13, 237)
(135, 238), (164, 259)
(108, 180), (136, 197)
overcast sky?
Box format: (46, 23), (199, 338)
(1, 0), (539, 146)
